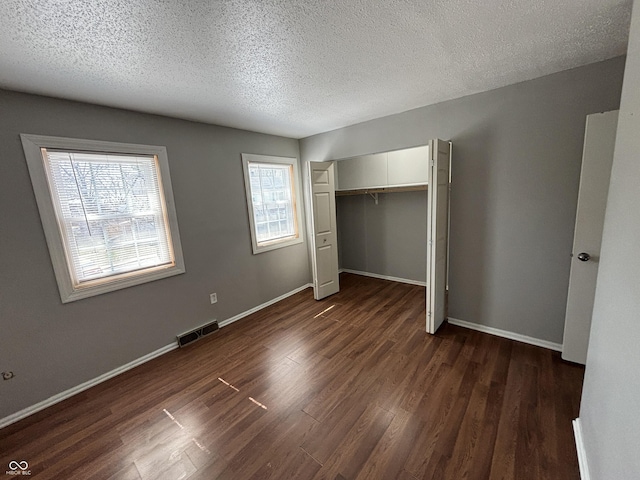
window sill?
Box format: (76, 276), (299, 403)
(252, 236), (303, 255)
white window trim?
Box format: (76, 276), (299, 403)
(21, 134), (186, 303)
(241, 153), (304, 254)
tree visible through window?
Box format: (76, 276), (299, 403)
(45, 151), (174, 283)
(21, 135), (185, 303)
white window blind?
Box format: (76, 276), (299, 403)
(21, 134), (185, 303)
(42, 149), (175, 286)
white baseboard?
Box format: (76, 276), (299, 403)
(337, 272), (561, 352)
(447, 317), (563, 352)
(0, 283), (313, 430)
(573, 418), (591, 480)
(0, 342), (177, 430)
(218, 283), (313, 328)
(340, 268), (427, 287)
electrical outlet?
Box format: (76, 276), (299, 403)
(210, 293), (217, 304)
(2, 371), (15, 380)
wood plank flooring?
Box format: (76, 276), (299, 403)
(0, 273), (585, 479)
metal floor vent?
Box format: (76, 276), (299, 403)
(177, 319), (219, 348)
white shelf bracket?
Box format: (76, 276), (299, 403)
(368, 192), (379, 205)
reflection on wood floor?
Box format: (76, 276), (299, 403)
(0, 273), (584, 479)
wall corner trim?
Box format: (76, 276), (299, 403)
(0, 282), (313, 430)
(447, 317), (563, 351)
(573, 418), (592, 480)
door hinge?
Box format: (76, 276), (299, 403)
(427, 311), (432, 317)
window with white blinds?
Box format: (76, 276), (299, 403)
(44, 150), (174, 283)
(21, 135), (185, 302)
(241, 153), (304, 254)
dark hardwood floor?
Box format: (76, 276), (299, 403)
(0, 273), (585, 479)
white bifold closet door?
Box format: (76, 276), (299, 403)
(426, 139), (451, 334)
(309, 161), (340, 300)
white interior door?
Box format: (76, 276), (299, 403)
(309, 161), (339, 300)
(426, 139), (451, 334)
(562, 110), (618, 364)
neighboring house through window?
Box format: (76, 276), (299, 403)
(241, 153), (304, 254)
(21, 134), (185, 303)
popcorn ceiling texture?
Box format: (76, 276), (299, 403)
(0, 0), (632, 138)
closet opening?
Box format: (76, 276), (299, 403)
(307, 140), (451, 333)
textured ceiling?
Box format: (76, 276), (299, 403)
(0, 0), (632, 138)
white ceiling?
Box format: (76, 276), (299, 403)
(0, 1), (632, 139)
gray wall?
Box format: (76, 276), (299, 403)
(337, 191), (427, 282)
(0, 90), (310, 419)
(579, 3), (640, 478)
(301, 57), (625, 344)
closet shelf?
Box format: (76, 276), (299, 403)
(335, 184), (427, 196)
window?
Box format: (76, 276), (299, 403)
(21, 134), (185, 303)
(241, 153), (304, 254)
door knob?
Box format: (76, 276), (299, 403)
(577, 252), (591, 262)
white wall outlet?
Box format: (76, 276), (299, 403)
(210, 293), (217, 304)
